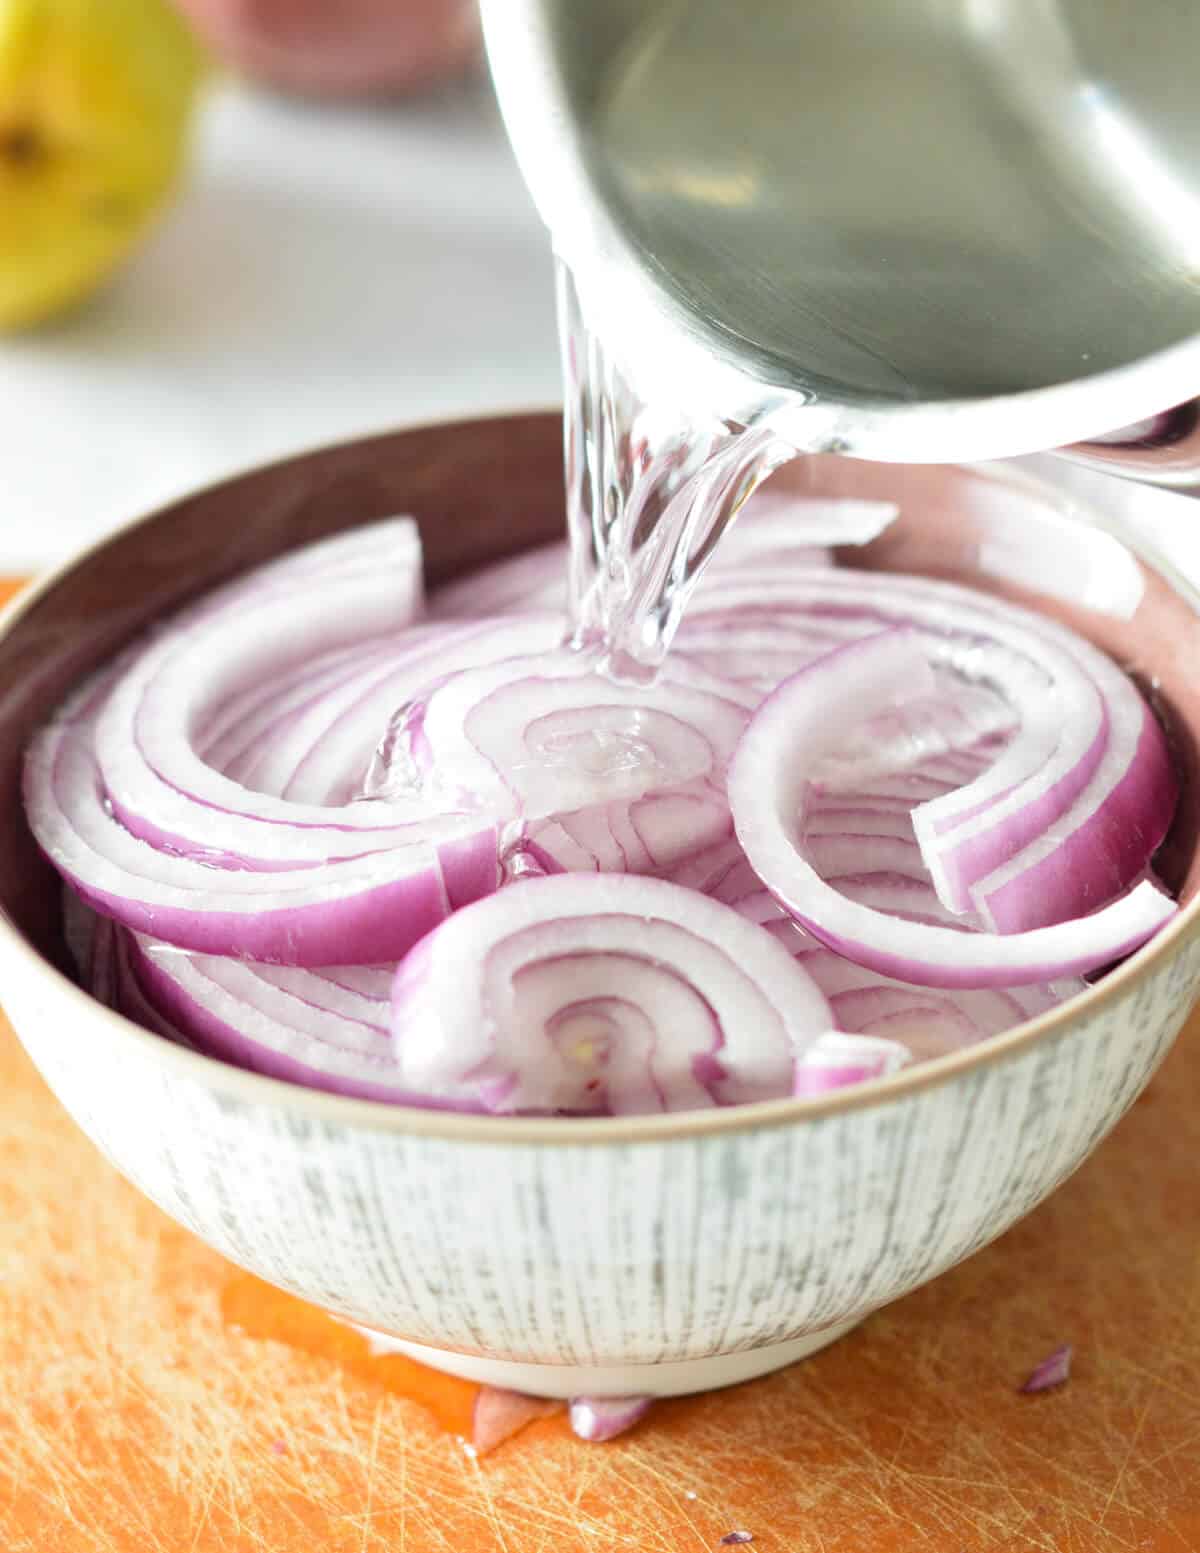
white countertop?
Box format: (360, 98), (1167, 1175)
(0, 76), (560, 573)
(2, 76), (1197, 586)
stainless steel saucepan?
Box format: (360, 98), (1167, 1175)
(482, 0), (1200, 485)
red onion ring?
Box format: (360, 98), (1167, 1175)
(26, 544), (590, 962)
(126, 932), (433, 1103)
(670, 840), (1085, 1052)
(695, 567), (1176, 930)
(728, 632), (1176, 987)
(430, 541), (568, 620)
(405, 648), (753, 874)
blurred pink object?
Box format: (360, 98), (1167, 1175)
(174, 0), (482, 98)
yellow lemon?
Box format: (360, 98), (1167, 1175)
(0, 0), (202, 330)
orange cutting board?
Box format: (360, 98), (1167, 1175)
(2, 581), (1199, 1552)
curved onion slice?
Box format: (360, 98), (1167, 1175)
(710, 492), (897, 565)
(27, 715), (465, 963)
(125, 932), (431, 1102)
(729, 633), (1177, 987)
(26, 624), (580, 967)
(696, 567), (1176, 930)
(969, 686), (1176, 933)
(802, 571), (1177, 924)
(181, 518), (426, 632)
(670, 840), (1085, 1051)
(390, 874), (836, 1114)
(430, 541), (568, 619)
(72, 884), (423, 1099)
(199, 640), (398, 782)
(407, 649), (753, 874)
(675, 613), (870, 693)
(93, 587), (560, 866)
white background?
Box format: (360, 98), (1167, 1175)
(0, 76), (559, 573)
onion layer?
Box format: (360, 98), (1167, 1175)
(24, 556), (578, 964)
(404, 648), (753, 875)
(390, 874), (837, 1114)
(670, 839), (1086, 1052)
(728, 633), (1177, 988)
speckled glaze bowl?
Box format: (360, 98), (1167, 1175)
(2, 414), (1198, 1400)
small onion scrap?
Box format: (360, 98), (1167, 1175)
(568, 1395), (653, 1443)
(793, 1031), (911, 1095)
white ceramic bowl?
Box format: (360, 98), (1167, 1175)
(2, 415), (1198, 1399)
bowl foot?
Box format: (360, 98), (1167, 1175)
(349, 1317), (864, 1399)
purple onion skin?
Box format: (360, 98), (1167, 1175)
(1020, 1344), (1073, 1393)
(568, 1395), (653, 1442)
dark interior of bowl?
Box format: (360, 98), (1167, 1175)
(2, 412), (1199, 984)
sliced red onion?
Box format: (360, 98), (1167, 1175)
(803, 803), (930, 842)
(100, 870), (836, 1114)
(126, 932), (436, 1102)
(757, 567), (1179, 929)
(27, 515), (1180, 1116)
(390, 874), (835, 1114)
(226, 518), (425, 601)
(199, 640), (397, 780)
(801, 832), (928, 881)
(971, 689), (1176, 933)
(407, 648), (753, 874)
(717, 491), (898, 555)
(80, 896), (194, 1049)
(430, 541), (568, 620)
(471, 1388), (559, 1454)
(295, 617), (565, 809)
(812, 679), (1015, 793)
(675, 614), (870, 694)
(568, 1395), (653, 1443)
(669, 842), (1085, 1057)
(792, 1031), (911, 1095)
(910, 647), (1145, 926)
(25, 702), (489, 965)
(91, 588), (542, 862)
(25, 606), (583, 965)
(729, 633), (1177, 987)
(830, 871), (984, 931)
(807, 953), (1077, 1037)
(180, 518), (426, 633)
(425, 497), (892, 627)
(1020, 1344), (1072, 1393)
